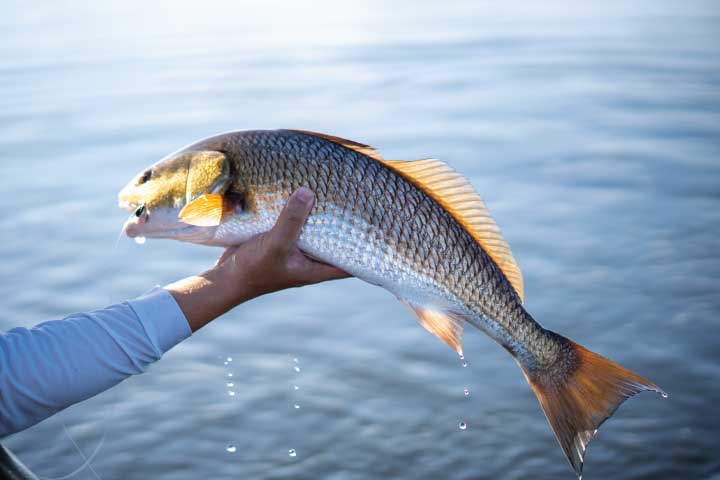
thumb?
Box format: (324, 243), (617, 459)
(266, 187), (314, 256)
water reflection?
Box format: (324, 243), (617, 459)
(1, 1), (719, 479)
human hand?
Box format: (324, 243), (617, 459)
(166, 187), (349, 331)
(212, 187), (350, 303)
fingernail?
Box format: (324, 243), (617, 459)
(295, 187), (313, 204)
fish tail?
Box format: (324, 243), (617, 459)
(517, 330), (666, 479)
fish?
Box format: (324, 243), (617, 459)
(118, 129), (665, 478)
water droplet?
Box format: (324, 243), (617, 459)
(227, 372), (233, 378)
(459, 422), (467, 430)
(661, 392), (668, 398)
(223, 361), (228, 366)
(293, 385), (300, 391)
(228, 391), (235, 396)
(293, 366), (301, 373)
(461, 361), (468, 368)
(288, 448), (297, 457)
(226, 382), (234, 388)
(458, 353), (465, 360)
(226, 444), (237, 453)
(293, 357), (299, 363)
(134, 236), (146, 245)
(227, 357), (233, 362)
(463, 387), (470, 397)
(294, 404), (300, 409)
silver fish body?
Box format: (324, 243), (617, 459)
(178, 130), (544, 365)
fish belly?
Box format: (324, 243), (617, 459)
(213, 198), (513, 345)
(300, 205), (469, 314)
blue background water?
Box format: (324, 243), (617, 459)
(1, 1), (719, 478)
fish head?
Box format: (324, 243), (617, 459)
(119, 148), (231, 243)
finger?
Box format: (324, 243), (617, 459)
(297, 260), (352, 285)
(266, 187), (314, 256)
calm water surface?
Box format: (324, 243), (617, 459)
(1, 1), (719, 479)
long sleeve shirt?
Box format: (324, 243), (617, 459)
(0, 287), (191, 437)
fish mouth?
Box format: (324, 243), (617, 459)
(119, 197), (217, 243)
(123, 220), (195, 239)
(120, 201), (195, 239)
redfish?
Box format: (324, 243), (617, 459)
(118, 129), (665, 477)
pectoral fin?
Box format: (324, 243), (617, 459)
(400, 299), (465, 354)
(179, 194), (229, 226)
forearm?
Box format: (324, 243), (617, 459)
(0, 288), (190, 437)
(164, 265), (255, 333)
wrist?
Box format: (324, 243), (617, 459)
(204, 261), (258, 306)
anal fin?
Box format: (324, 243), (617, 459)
(400, 299), (465, 354)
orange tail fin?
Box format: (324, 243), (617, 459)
(519, 332), (666, 478)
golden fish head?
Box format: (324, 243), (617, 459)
(118, 147), (230, 242)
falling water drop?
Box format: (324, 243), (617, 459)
(293, 385), (300, 391)
(288, 449), (297, 457)
(223, 361), (228, 366)
(226, 382), (234, 388)
(293, 366), (301, 373)
(294, 404), (300, 410)
(661, 392), (668, 398)
(134, 236), (146, 245)
(226, 444), (237, 453)
(458, 352), (467, 367)
(463, 387), (470, 397)
(228, 391), (236, 397)
(293, 357), (299, 364)
(227, 357), (233, 362)
(459, 422), (467, 430)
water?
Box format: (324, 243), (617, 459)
(1, 1), (719, 479)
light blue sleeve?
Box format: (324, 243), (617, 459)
(0, 287), (191, 437)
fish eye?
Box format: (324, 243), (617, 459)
(139, 170), (152, 185)
(135, 205), (146, 217)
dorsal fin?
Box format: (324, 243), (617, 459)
(289, 129), (385, 161)
(289, 130), (524, 302)
(383, 158), (524, 302)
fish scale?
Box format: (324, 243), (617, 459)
(119, 128), (665, 478)
(235, 131), (528, 343)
